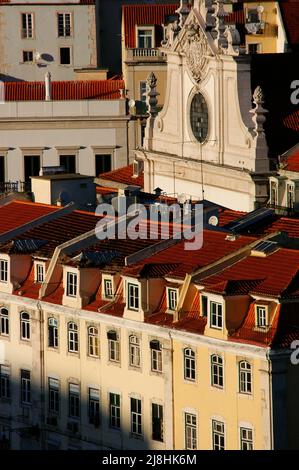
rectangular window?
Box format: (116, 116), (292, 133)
(107, 331), (120, 363)
(287, 185), (295, 209)
(127, 283), (139, 311)
(35, 263), (44, 283)
(152, 403), (163, 442)
(95, 154), (112, 176)
(109, 393), (121, 429)
(57, 13), (71, 37)
(210, 302), (223, 329)
(185, 413), (197, 450)
(21, 370), (31, 405)
(0, 308), (9, 336)
(130, 397), (142, 436)
(211, 355), (224, 388)
(48, 318), (58, 348)
(137, 28), (153, 48)
(104, 279), (113, 299)
(89, 388), (100, 426)
(60, 47), (71, 65)
(67, 272), (77, 297)
(212, 420), (225, 450)
(0, 365), (10, 399)
(48, 378), (59, 414)
(0, 260), (8, 283)
(247, 43), (261, 54)
(201, 295), (208, 317)
(240, 427), (253, 450)
(140, 81), (147, 103)
(24, 155), (40, 184)
(256, 306), (267, 328)
(23, 51), (34, 63)
(21, 13), (33, 39)
(167, 288), (178, 311)
(60, 155), (76, 174)
(150, 340), (162, 373)
(129, 335), (141, 368)
(69, 383), (80, 418)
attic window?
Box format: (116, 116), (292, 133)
(255, 305), (268, 329)
(0, 259), (8, 283)
(251, 240), (278, 257)
(35, 262), (45, 283)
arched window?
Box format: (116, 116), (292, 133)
(129, 335), (141, 368)
(0, 308), (9, 336)
(88, 326), (99, 357)
(150, 340), (162, 373)
(239, 361), (252, 394)
(107, 330), (120, 362)
(184, 348), (196, 381)
(20, 312), (30, 340)
(48, 318), (58, 348)
(211, 354), (223, 388)
(68, 322), (78, 353)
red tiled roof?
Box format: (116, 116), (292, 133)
(123, 4), (179, 48)
(280, 3), (299, 46)
(200, 247), (299, 298)
(99, 164), (144, 187)
(96, 186), (118, 195)
(4, 80), (124, 101)
(283, 110), (299, 132)
(0, 1), (95, 4)
(225, 10), (245, 24)
(218, 208), (246, 227)
(282, 148), (299, 171)
(0, 200), (59, 235)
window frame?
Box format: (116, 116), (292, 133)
(35, 262), (45, 283)
(88, 326), (99, 358)
(0, 259), (8, 283)
(59, 46), (72, 66)
(167, 287), (178, 312)
(150, 340), (162, 373)
(136, 26), (155, 49)
(20, 311), (30, 341)
(210, 301), (223, 329)
(212, 419), (225, 450)
(66, 271), (78, 298)
(88, 388), (100, 426)
(185, 412), (197, 450)
(255, 305), (268, 329)
(239, 361), (252, 395)
(0, 307), (9, 336)
(127, 282), (140, 311)
(103, 278), (113, 300)
(184, 348), (196, 382)
(109, 392), (121, 429)
(68, 322), (79, 353)
(68, 383), (80, 419)
(130, 397), (142, 437)
(48, 317), (58, 349)
(107, 330), (120, 363)
(48, 378), (60, 415)
(129, 335), (141, 368)
(152, 403), (163, 442)
(211, 354), (224, 389)
(21, 369), (31, 405)
(240, 427), (253, 450)
(57, 12), (72, 38)
(21, 12), (34, 39)
(0, 365), (10, 399)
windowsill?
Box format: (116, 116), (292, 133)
(107, 360), (121, 367)
(87, 355), (100, 360)
(59, 64), (72, 67)
(239, 392), (253, 399)
(211, 385), (224, 391)
(128, 365), (142, 373)
(183, 378), (196, 385)
(150, 369), (163, 377)
(130, 432), (143, 440)
(209, 325), (223, 330)
(0, 334), (9, 341)
(109, 426), (121, 432)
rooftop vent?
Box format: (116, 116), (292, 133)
(251, 240), (279, 257)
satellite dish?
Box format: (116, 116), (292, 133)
(208, 215), (219, 226)
(128, 99), (136, 108)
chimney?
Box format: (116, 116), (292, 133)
(45, 71), (52, 101)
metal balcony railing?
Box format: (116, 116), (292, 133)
(0, 181), (31, 196)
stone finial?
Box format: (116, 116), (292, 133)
(223, 25), (241, 56)
(212, 0), (228, 49)
(206, 0), (216, 34)
(176, 0), (190, 28)
(145, 72), (160, 117)
(250, 86), (268, 137)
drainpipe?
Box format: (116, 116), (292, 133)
(37, 300), (46, 449)
(266, 349), (274, 450)
(45, 72), (51, 102)
(168, 331), (175, 450)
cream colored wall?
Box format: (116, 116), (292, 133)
(172, 336), (272, 450)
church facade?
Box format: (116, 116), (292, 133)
(136, 0), (273, 212)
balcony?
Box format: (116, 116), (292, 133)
(245, 21), (265, 35)
(125, 48), (167, 63)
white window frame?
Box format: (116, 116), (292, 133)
(48, 317), (58, 348)
(240, 426), (254, 450)
(35, 261), (45, 283)
(21, 12), (34, 39)
(286, 183), (295, 209)
(185, 412), (197, 450)
(0, 365), (10, 399)
(210, 301), (223, 329)
(88, 326), (99, 358)
(239, 361), (252, 395)
(68, 322), (79, 353)
(255, 305), (268, 329)
(129, 335), (141, 368)
(57, 12), (72, 38)
(150, 340), (162, 373)
(109, 392), (121, 429)
(167, 287), (178, 312)
(211, 354), (224, 388)
(66, 271), (78, 298)
(184, 348), (196, 381)
(270, 179), (278, 205)
(0, 259), (8, 283)
(107, 330), (120, 363)
(0, 308), (9, 336)
(20, 312), (30, 341)
(130, 397), (142, 436)
(212, 419), (225, 450)
(127, 282), (140, 311)
(103, 277), (113, 300)
(136, 26), (155, 49)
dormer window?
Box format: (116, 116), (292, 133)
(137, 27), (154, 49)
(67, 272), (77, 297)
(167, 288), (178, 312)
(201, 295), (208, 317)
(35, 262), (45, 283)
(256, 305), (267, 328)
(0, 259), (8, 283)
(103, 278), (113, 299)
(287, 184), (295, 209)
(210, 301), (223, 329)
(127, 283), (139, 311)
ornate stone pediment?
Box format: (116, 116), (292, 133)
(173, 10), (215, 82)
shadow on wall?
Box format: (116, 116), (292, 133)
(0, 375), (152, 450)
(0, 75), (25, 82)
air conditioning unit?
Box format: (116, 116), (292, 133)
(67, 421), (79, 434)
(46, 416), (58, 427)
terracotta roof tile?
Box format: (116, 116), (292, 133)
(99, 164), (144, 187)
(122, 3), (179, 48)
(0, 200), (58, 235)
(4, 80), (124, 101)
(283, 110), (299, 132)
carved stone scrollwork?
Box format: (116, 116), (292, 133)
(182, 23), (210, 82)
